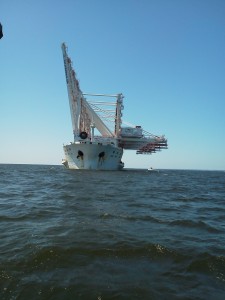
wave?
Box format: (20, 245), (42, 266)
(170, 219), (221, 233)
(2, 242), (225, 300)
(187, 253), (225, 282)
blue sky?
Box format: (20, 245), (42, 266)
(1, 0), (225, 170)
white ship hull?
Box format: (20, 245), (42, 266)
(62, 141), (124, 170)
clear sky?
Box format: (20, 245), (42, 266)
(1, 0), (225, 170)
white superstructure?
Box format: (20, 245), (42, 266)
(61, 43), (167, 170)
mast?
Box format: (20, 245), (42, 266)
(115, 93), (124, 137)
(61, 43), (82, 141)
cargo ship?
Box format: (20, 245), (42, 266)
(61, 43), (167, 170)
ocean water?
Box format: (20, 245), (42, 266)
(0, 164), (225, 300)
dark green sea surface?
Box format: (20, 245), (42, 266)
(0, 164), (225, 299)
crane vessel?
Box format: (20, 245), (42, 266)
(61, 43), (168, 170)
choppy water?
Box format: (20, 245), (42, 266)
(0, 164), (225, 299)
